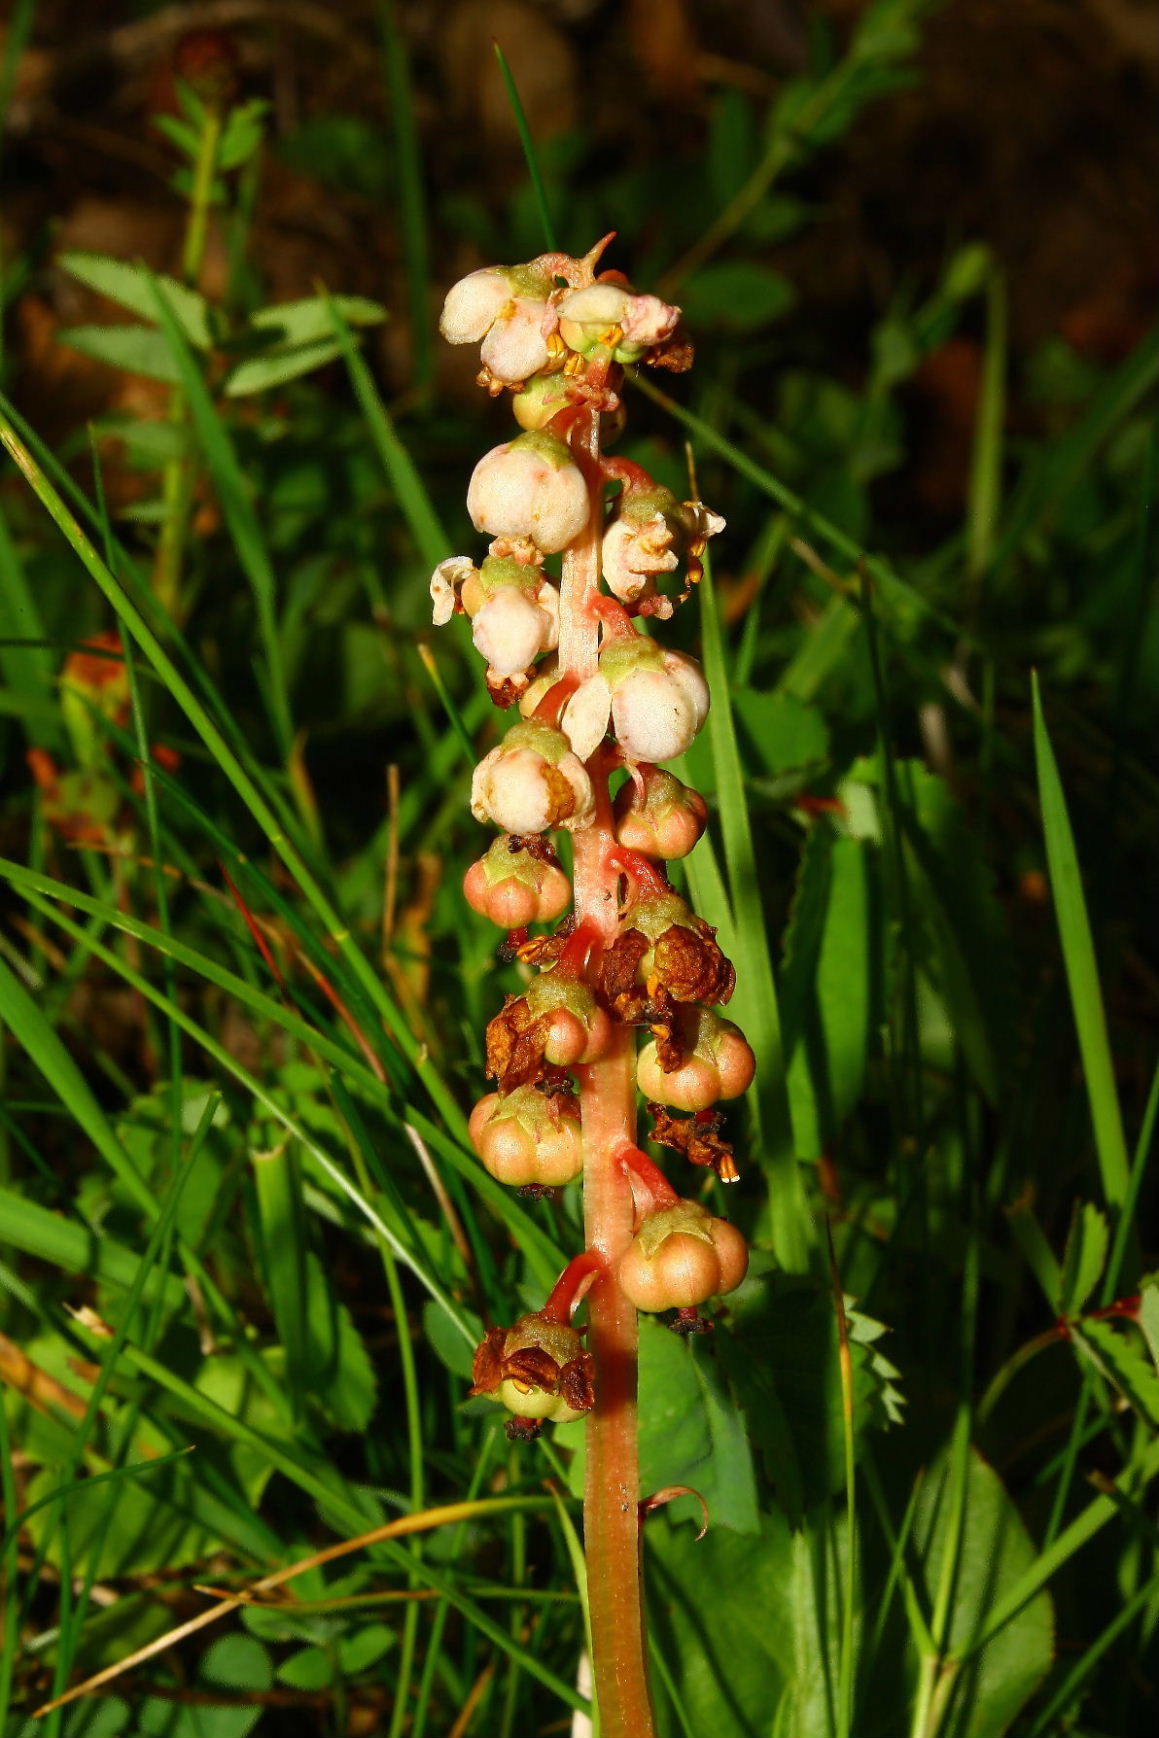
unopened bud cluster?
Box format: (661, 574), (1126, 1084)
(433, 240), (752, 1436)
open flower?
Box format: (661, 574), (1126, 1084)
(440, 262), (558, 385)
(557, 282), (681, 364)
(471, 720), (594, 835)
(467, 432), (589, 554)
(603, 490), (725, 610)
(560, 638), (709, 764)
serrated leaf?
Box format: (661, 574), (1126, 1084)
(224, 338), (343, 397)
(249, 295), (387, 347)
(218, 99), (270, 171)
(152, 114), (200, 156)
(1074, 1319), (1159, 1427)
(58, 253), (212, 347)
(906, 1447), (1054, 1738)
(1057, 1200), (1109, 1316)
(56, 324), (183, 384)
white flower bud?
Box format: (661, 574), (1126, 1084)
(430, 555), (477, 626)
(467, 432), (589, 554)
(439, 269), (512, 344)
(470, 721), (595, 834)
(480, 298), (553, 384)
(559, 674), (612, 761)
(620, 293), (680, 351)
(600, 640), (710, 763)
(472, 588), (558, 675)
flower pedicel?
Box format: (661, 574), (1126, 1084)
(432, 236), (748, 1738)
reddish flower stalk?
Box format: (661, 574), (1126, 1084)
(434, 240), (744, 1736)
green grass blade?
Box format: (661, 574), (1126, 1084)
(146, 274), (294, 759)
(1031, 673), (1130, 1208)
(328, 294), (449, 568)
(0, 499), (62, 748)
(377, 0), (434, 392)
(697, 549), (813, 1269)
(0, 954), (154, 1215)
(492, 42), (557, 251)
(0, 406), (468, 1141)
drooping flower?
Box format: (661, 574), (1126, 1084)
(560, 638), (709, 764)
(637, 1006), (756, 1110)
(602, 489), (725, 611)
(467, 431), (590, 554)
(557, 282), (681, 364)
(440, 262), (559, 385)
(463, 833), (572, 928)
(471, 720), (595, 835)
(469, 1083), (584, 1187)
(616, 1200), (748, 1312)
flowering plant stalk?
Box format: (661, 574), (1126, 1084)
(432, 237), (752, 1735)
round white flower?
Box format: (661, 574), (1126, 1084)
(467, 434), (590, 554)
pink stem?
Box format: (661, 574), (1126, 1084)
(541, 1251), (606, 1325)
(562, 380), (657, 1738)
(619, 1144), (681, 1213)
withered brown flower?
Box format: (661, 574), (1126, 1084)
(647, 1103), (740, 1184)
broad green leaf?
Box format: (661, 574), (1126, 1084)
(300, 1251), (378, 1433)
(1057, 1201), (1109, 1317)
(782, 829), (877, 1158)
(566, 1317), (760, 1535)
(224, 338), (343, 396)
(733, 687), (829, 778)
(56, 323), (184, 383)
(57, 252), (212, 347)
(423, 1297), (482, 1380)
(647, 1504), (853, 1738)
(249, 294), (387, 348)
(721, 1271), (897, 1521)
(1073, 1320), (1159, 1428)
(0, 957), (153, 1214)
(680, 261), (796, 331)
(277, 1645), (332, 1690)
(890, 759), (1013, 1103)
(1139, 1273), (1159, 1374)
(24, 1452), (211, 1580)
(907, 1447), (1053, 1738)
